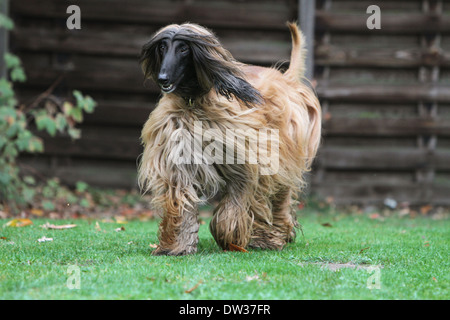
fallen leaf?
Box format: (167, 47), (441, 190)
(41, 222), (77, 230)
(37, 236), (53, 243)
(245, 271), (267, 282)
(138, 210), (155, 221)
(432, 277), (437, 282)
(420, 204), (433, 215)
(5, 218), (33, 227)
(114, 216), (128, 224)
(95, 221), (102, 232)
(246, 274), (260, 281)
(1, 236), (7, 240)
(120, 207), (135, 216)
(228, 243), (248, 253)
(424, 241), (430, 247)
(369, 213), (381, 220)
(30, 209), (44, 217)
(325, 196), (334, 204)
(185, 280), (202, 294)
(321, 222), (333, 227)
(359, 246), (371, 254)
(115, 226), (125, 232)
(149, 243), (158, 248)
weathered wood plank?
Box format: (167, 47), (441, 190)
(316, 45), (450, 68)
(316, 11), (450, 34)
(83, 100), (154, 126)
(317, 147), (450, 170)
(322, 117), (450, 137)
(325, 0), (423, 13)
(34, 126), (142, 161)
(19, 156), (138, 189)
(11, 0), (296, 30)
(18, 53), (154, 93)
(316, 84), (450, 103)
(12, 27), (291, 64)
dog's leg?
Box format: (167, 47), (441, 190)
(152, 191), (199, 256)
(272, 187), (299, 244)
(209, 192), (253, 250)
(249, 187), (298, 250)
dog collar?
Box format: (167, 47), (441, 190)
(183, 97), (195, 108)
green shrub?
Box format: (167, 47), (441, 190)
(0, 11), (96, 212)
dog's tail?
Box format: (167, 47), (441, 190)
(284, 22), (307, 81)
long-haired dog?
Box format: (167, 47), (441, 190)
(139, 22), (321, 255)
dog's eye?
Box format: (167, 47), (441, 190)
(159, 43), (166, 52)
(180, 46), (189, 54)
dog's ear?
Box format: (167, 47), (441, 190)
(190, 40), (262, 107)
(213, 71), (263, 107)
(140, 38), (162, 83)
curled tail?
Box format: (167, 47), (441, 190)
(284, 22), (307, 81)
(284, 22), (322, 164)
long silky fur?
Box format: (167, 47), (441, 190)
(139, 22), (321, 255)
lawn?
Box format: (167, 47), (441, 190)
(0, 211), (448, 300)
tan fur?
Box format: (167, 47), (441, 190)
(139, 22), (321, 255)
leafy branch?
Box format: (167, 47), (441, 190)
(0, 11), (97, 213)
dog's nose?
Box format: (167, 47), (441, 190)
(158, 73), (170, 86)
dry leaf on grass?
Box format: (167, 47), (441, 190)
(246, 274), (260, 281)
(228, 243), (248, 253)
(30, 209), (44, 217)
(420, 204), (433, 215)
(114, 216), (128, 224)
(359, 247), (371, 254)
(40, 222), (77, 230)
(149, 243), (158, 249)
(369, 213), (381, 220)
(321, 222), (333, 227)
(37, 236), (53, 243)
(246, 271), (268, 282)
(115, 226), (125, 232)
(5, 219), (33, 227)
(185, 280), (202, 294)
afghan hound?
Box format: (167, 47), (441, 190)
(139, 22), (321, 255)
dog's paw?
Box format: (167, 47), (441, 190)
(151, 245), (197, 256)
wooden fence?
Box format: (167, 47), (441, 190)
(313, 0), (450, 205)
(9, 0), (450, 205)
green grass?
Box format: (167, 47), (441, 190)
(0, 212), (449, 300)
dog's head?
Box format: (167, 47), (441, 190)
(140, 23), (262, 106)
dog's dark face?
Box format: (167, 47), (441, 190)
(140, 23), (262, 106)
(155, 38), (202, 97)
